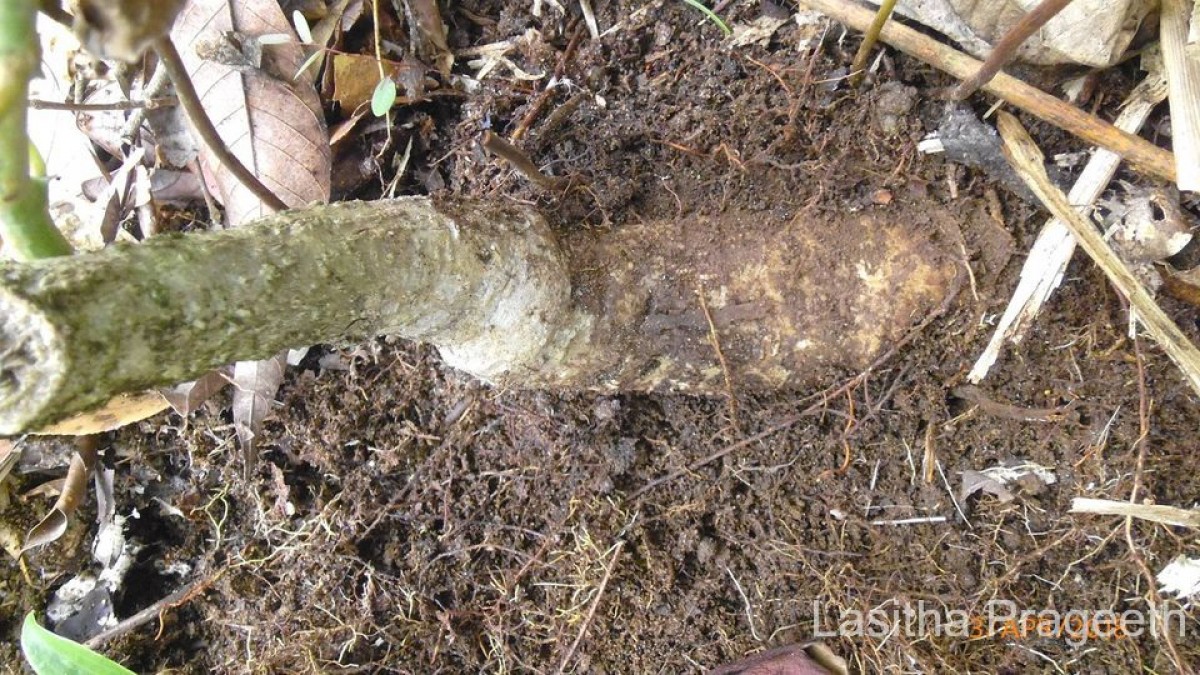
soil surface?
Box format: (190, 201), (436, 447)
(5, 1), (1200, 673)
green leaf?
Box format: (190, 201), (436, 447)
(20, 613), (136, 675)
(371, 78), (397, 117)
(679, 0), (731, 35)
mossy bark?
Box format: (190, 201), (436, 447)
(0, 197), (961, 434)
(0, 198), (583, 432)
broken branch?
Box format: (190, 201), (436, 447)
(796, 0), (1177, 183)
(997, 110), (1200, 397)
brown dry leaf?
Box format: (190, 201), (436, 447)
(710, 642), (847, 675)
(30, 391), (169, 436)
(1162, 265), (1200, 308)
(170, 0), (332, 227)
(298, 0), (354, 81)
(332, 53), (404, 112)
(402, 0), (454, 76)
(232, 353), (287, 473)
(22, 441), (97, 553)
(159, 367), (233, 416)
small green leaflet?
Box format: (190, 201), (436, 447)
(21, 613), (136, 675)
(371, 78), (397, 117)
(680, 0), (731, 35)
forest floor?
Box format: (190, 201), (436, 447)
(3, 0), (1200, 673)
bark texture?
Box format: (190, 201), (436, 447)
(0, 197), (963, 433)
(0, 198), (578, 433)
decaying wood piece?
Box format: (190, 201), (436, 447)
(969, 71), (1168, 382)
(997, 111), (1200, 397)
(0, 197), (960, 433)
(1161, 0), (1200, 192)
(1071, 498), (1200, 528)
(798, 0), (1178, 184)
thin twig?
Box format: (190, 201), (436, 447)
(85, 573), (216, 649)
(871, 516), (948, 526)
(816, 390), (855, 481)
(555, 540), (624, 674)
(952, 384), (1076, 422)
(725, 566), (762, 641)
(968, 71), (1168, 383)
(29, 98), (174, 111)
(511, 24), (585, 141)
(796, 0), (1176, 183)
(480, 131), (568, 190)
(951, 0), (1075, 99)
(152, 37), (288, 212)
(849, 0), (898, 87)
(122, 64), (171, 141)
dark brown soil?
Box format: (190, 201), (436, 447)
(5, 1), (1200, 673)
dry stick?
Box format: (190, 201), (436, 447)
(480, 131), (568, 190)
(29, 98), (174, 111)
(511, 24), (585, 142)
(554, 540), (624, 675)
(1072, 498), (1200, 528)
(152, 37), (289, 213)
(951, 0), (1075, 100)
(1161, 0), (1200, 191)
(997, 110), (1200, 397)
(848, 0), (898, 87)
(84, 574), (214, 649)
(967, 72), (1168, 384)
(796, 0), (1177, 184)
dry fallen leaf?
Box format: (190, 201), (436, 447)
(232, 354), (287, 474)
(159, 367), (233, 416)
(867, 0), (1152, 67)
(23, 440), (97, 553)
(710, 643), (846, 675)
(960, 462), (1057, 504)
(171, 0), (332, 226)
(30, 391), (170, 436)
(332, 53), (404, 112)
(402, 0), (454, 76)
